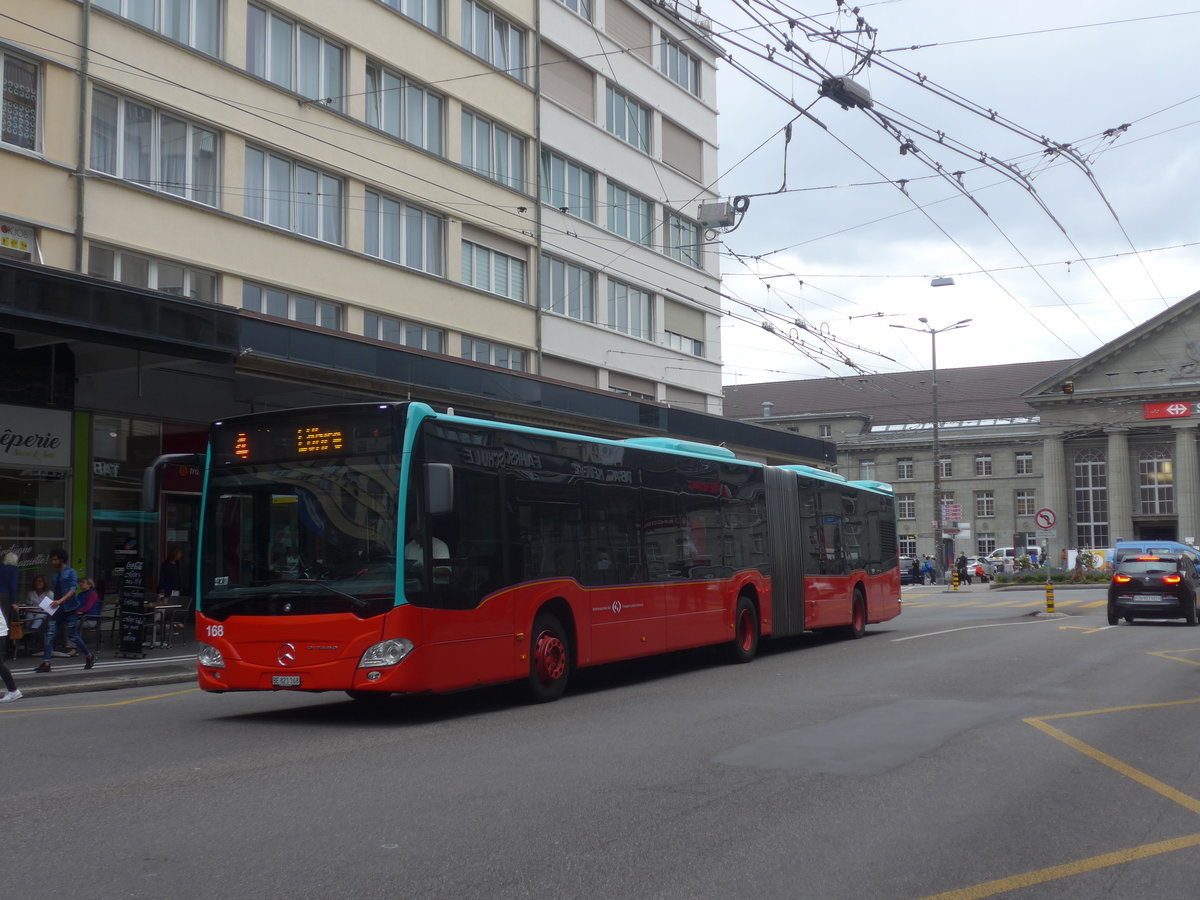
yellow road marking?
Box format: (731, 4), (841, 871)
(0, 687), (199, 713)
(1058, 625), (1103, 634)
(925, 695), (1200, 898)
(919, 833), (1200, 900)
(1079, 600), (1107, 608)
(1148, 648), (1200, 667)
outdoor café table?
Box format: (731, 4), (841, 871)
(148, 604), (182, 649)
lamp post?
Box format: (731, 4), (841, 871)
(891, 315), (972, 573)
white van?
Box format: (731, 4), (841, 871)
(986, 546), (1041, 571)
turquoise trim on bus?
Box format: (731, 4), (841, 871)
(194, 444), (212, 613)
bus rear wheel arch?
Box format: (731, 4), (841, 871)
(527, 611), (572, 703)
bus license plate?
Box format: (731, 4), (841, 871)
(272, 675), (302, 687)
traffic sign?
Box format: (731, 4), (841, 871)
(1035, 508), (1056, 529)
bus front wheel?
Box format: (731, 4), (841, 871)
(730, 595), (759, 663)
(527, 613), (571, 703)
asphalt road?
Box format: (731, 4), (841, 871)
(3, 585), (1198, 899)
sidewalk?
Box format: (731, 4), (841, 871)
(5, 637), (199, 699)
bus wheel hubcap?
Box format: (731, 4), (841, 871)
(534, 632), (566, 682)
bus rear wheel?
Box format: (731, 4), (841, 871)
(729, 595), (759, 663)
(841, 591), (867, 639)
(527, 612), (571, 703)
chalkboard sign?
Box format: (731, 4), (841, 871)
(119, 557), (148, 657)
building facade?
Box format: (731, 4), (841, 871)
(725, 289), (1200, 569)
(0, 1), (799, 606)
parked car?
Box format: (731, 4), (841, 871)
(1107, 554), (1199, 626)
(964, 556), (995, 582)
(899, 556), (918, 584)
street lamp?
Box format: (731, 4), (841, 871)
(891, 315), (972, 573)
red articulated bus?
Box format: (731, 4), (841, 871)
(180, 402), (900, 702)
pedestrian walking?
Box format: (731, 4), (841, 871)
(33, 548), (94, 673)
(956, 553), (970, 585)
(0, 595), (21, 702)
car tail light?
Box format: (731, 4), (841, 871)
(1163, 573), (1182, 584)
(1113, 573), (1132, 583)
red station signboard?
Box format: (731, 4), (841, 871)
(1143, 401), (1192, 420)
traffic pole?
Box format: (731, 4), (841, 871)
(951, 569), (959, 591)
(1045, 581), (1055, 614)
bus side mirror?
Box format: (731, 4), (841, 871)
(142, 453), (206, 512)
(425, 463), (454, 516)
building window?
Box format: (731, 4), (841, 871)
(1015, 451), (1033, 475)
(460, 0), (527, 80)
(899, 534), (916, 556)
(461, 110), (525, 190)
(609, 385), (655, 401)
(664, 331), (703, 357)
(607, 279), (652, 340)
(975, 491), (994, 518)
(243, 282), (341, 329)
(938, 456), (952, 478)
(605, 85), (650, 152)
(896, 493), (915, 520)
(977, 533), (996, 555)
(462, 240), (526, 301)
(246, 5), (344, 110)
(553, 0), (590, 19)
(660, 36), (699, 96)
(95, 0), (221, 55)
(665, 211), (702, 267)
(819, 424), (832, 439)
(1, 52), (38, 151)
(896, 458), (913, 480)
(364, 190), (444, 274)
(461, 336), (525, 371)
(1073, 447), (1109, 548)
(379, 0), (443, 31)
(1016, 532), (1039, 550)
(90, 90), (218, 206)
(539, 255), (594, 322)
(1138, 445), (1174, 515)
(363, 312), (443, 353)
(540, 149), (594, 220)
(244, 146), (343, 244)
(606, 181), (653, 245)
(365, 63), (444, 154)
(859, 460), (876, 480)
(88, 244), (217, 301)
(1015, 489), (1036, 516)
(975, 454), (992, 476)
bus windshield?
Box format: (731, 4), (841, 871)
(200, 456), (401, 620)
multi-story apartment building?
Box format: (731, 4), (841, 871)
(537, 0), (723, 412)
(0, 1), (816, 596)
(726, 288), (1200, 569)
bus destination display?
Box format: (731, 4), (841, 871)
(214, 406), (395, 465)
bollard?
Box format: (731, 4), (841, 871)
(951, 570), (959, 591)
(1045, 581), (1055, 614)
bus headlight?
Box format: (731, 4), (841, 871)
(197, 643), (226, 669)
(359, 639), (414, 668)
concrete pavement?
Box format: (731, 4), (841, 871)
(5, 638), (199, 699)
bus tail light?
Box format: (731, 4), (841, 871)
(197, 643), (226, 669)
(359, 639), (415, 668)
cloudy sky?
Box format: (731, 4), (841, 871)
(707, 0), (1200, 384)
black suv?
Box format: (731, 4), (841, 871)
(1107, 554), (1200, 626)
